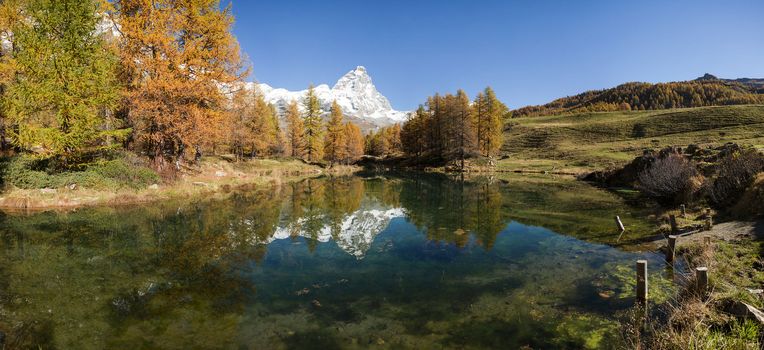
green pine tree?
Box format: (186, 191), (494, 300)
(2, 0), (124, 162)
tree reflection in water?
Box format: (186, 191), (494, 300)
(0, 173), (661, 349)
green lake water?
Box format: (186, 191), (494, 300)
(0, 173), (673, 349)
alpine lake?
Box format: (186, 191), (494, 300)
(0, 172), (677, 349)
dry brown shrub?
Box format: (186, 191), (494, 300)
(637, 153), (704, 205)
(709, 149), (764, 207)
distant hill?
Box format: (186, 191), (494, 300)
(512, 74), (764, 118)
(696, 73), (764, 91)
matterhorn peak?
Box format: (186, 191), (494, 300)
(333, 66), (373, 91)
(252, 66), (410, 131)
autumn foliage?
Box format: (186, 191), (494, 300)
(114, 0), (246, 168)
(399, 87), (508, 167)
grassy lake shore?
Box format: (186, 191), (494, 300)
(0, 158), (360, 211)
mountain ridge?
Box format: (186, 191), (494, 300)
(247, 66), (410, 131)
(512, 74), (764, 118)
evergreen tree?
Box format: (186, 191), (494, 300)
(2, 0), (122, 161)
(323, 100), (346, 165)
(302, 84), (324, 162)
(285, 101), (304, 158)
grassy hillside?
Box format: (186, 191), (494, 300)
(499, 105), (764, 173)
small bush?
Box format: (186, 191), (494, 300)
(731, 173), (764, 218)
(708, 149), (764, 207)
(0, 155), (160, 190)
(636, 153), (703, 205)
(631, 123), (647, 138)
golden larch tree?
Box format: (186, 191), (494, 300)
(323, 100), (347, 165)
(228, 88), (254, 160)
(251, 92), (277, 157)
(302, 85), (323, 162)
(285, 100), (304, 158)
(344, 122), (364, 163)
(114, 0), (246, 168)
(474, 87), (507, 157)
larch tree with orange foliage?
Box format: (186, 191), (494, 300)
(285, 100), (305, 158)
(344, 122), (364, 164)
(323, 101), (347, 165)
(302, 85), (324, 162)
(113, 0), (246, 169)
(250, 92), (278, 157)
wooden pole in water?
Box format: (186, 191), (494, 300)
(680, 204), (687, 218)
(615, 216), (625, 232)
(669, 215), (678, 233)
(636, 260), (648, 304)
(666, 235), (677, 262)
(696, 267), (709, 297)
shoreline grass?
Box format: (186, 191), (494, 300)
(0, 157), (360, 212)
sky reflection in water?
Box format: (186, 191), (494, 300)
(0, 174), (669, 349)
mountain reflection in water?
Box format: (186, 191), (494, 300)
(0, 173), (667, 349)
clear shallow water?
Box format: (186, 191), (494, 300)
(0, 173), (671, 349)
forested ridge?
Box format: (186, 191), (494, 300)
(512, 76), (764, 117)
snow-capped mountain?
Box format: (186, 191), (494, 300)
(270, 207), (405, 259)
(247, 66), (410, 130)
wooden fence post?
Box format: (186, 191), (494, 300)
(669, 215), (678, 233)
(666, 235), (677, 262)
(680, 204), (686, 218)
(696, 267), (709, 297)
(615, 215), (625, 232)
(637, 260), (648, 304)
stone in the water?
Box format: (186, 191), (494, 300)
(296, 288), (310, 296)
(311, 300), (322, 308)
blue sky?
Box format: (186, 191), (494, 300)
(227, 0), (764, 110)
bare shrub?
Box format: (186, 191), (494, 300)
(708, 149), (764, 207)
(637, 153), (703, 205)
(731, 173), (764, 218)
